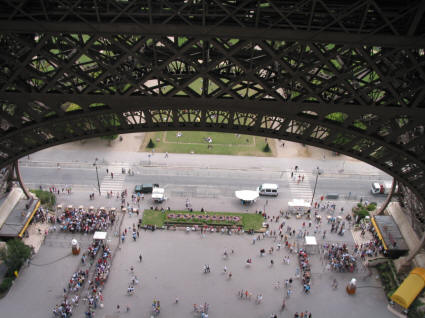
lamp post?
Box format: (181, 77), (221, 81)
(311, 166), (322, 206)
(93, 158), (101, 195)
(264, 199), (268, 214)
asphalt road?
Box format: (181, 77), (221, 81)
(20, 164), (388, 204)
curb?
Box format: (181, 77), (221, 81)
(19, 160), (384, 177)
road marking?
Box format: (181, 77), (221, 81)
(287, 170), (313, 200)
(100, 166), (128, 195)
(25, 183), (96, 192)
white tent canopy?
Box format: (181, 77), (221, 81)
(305, 236), (317, 246)
(288, 199), (311, 208)
(93, 231), (107, 240)
(235, 190), (259, 202)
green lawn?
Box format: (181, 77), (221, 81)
(141, 210), (166, 227)
(144, 131), (274, 156)
(142, 210), (263, 231)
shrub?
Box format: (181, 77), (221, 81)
(147, 138), (155, 148)
(355, 209), (370, 220)
(0, 277), (13, 293)
(263, 143), (271, 152)
(367, 203), (377, 211)
(0, 239), (31, 275)
(30, 190), (56, 209)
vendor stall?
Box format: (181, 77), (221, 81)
(304, 236), (319, 254)
(93, 231), (107, 241)
(288, 199), (310, 214)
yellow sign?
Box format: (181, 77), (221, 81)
(14, 270), (18, 278)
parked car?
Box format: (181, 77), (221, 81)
(135, 184), (159, 194)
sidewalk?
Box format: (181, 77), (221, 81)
(23, 134), (388, 178)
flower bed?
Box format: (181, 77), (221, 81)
(166, 213), (242, 226)
(141, 210), (263, 231)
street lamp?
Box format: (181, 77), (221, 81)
(93, 158), (101, 195)
(310, 166), (323, 206)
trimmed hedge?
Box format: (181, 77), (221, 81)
(0, 277), (13, 293)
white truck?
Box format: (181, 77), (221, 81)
(152, 187), (166, 203)
(371, 182), (397, 194)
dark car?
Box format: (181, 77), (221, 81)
(135, 184), (159, 194)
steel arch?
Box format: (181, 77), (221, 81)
(0, 0), (424, 209)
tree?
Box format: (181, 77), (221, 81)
(101, 134), (119, 146)
(263, 143), (271, 152)
(147, 138), (155, 148)
(101, 134), (118, 141)
(0, 239), (31, 275)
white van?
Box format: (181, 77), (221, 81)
(257, 184), (279, 196)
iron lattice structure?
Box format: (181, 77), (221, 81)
(1, 1), (425, 209)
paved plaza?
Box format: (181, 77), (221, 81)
(0, 193), (392, 318)
(0, 140), (394, 318)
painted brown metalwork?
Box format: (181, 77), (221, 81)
(0, 1), (424, 213)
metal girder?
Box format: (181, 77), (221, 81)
(0, 1), (424, 223)
(1, 22), (424, 48)
(1, 1), (425, 47)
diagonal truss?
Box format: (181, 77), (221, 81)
(0, 1), (424, 214)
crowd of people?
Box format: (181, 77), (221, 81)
(294, 311), (313, 318)
(58, 207), (115, 233)
(84, 244), (112, 317)
(52, 248), (91, 317)
(323, 243), (357, 272)
(50, 230), (113, 318)
(298, 249), (311, 294)
(33, 206), (55, 224)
